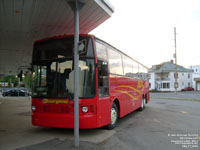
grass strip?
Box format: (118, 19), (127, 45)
(152, 97), (200, 102)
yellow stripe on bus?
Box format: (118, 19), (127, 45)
(115, 90), (140, 100)
(115, 85), (143, 94)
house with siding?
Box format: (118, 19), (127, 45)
(149, 61), (193, 91)
(189, 65), (200, 91)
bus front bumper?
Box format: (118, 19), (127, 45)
(32, 113), (97, 129)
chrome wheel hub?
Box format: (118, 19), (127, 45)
(142, 98), (144, 108)
(111, 108), (117, 124)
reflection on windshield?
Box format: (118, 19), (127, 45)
(32, 59), (96, 99)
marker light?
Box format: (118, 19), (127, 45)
(32, 105), (36, 111)
(82, 106), (88, 113)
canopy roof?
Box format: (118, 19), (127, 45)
(0, 0), (114, 75)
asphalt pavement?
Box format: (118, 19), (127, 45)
(0, 92), (199, 150)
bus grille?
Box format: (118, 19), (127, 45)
(40, 104), (73, 113)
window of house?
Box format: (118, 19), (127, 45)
(163, 83), (166, 88)
(174, 73), (178, 79)
(188, 74), (190, 79)
(156, 83), (160, 89)
(167, 83), (170, 88)
(162, 83), (170, 89)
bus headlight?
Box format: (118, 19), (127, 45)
(32, 105), (36, 111)
(82, 106), (88, 113)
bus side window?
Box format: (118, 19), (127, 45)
(98, 60), (109, 97)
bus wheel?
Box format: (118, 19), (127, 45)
(106, 103), (119, 130)
(139, 97), (145, 111)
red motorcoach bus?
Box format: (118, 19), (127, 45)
(31, 34), (149, 129)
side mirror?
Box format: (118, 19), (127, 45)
(78, 40), (86, 54)
(18, 70), (23, 81)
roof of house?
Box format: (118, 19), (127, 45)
(149, 62), (193, 73)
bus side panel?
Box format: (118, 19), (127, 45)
(145, 81), (150, 104)
(92, 35), (112, 128)
(97, 97), (112, 127)
(110, 75), (148, 118)
(109, 75), (131, 118)
(124, 77), (142, 112)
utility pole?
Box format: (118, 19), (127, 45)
(174, 27), (178, 94)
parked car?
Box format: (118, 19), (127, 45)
(181, 87), (194, 91)
(2, 88), (30, 96)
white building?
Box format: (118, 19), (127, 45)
(189, 65), (200, 91)
(149, 61), (193, 91)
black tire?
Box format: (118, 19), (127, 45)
(106, 103), (119, 130)
(139, 97), (145, 111)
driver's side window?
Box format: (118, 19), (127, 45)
(96, 41), (109, 97)
(98, 60), (109, 97)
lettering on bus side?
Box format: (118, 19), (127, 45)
(43, 99), (69, 104)
(137, 80), (143, 89)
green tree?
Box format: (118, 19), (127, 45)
(0, 76), (18, 87)
(23, 74), (32, 90)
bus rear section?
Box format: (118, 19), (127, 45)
(95, 38), (150, 128)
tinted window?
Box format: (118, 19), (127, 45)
(138, 64), (148, 80)
(32, 59), (96, 99)
(96, 42), (108, 61)
(122, 55), (133, 76)
(108, 48), (123, 75)
(98, 60), (109, 97)
(133, 62), (138, 73)
(33, 36), (94, 62)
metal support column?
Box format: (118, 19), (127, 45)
(74, 2), (79, 147)
(68, 0), (84, 147)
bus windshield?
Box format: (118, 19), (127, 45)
(32, 36), (96, 99)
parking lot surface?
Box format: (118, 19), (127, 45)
(0, 92), (199, 150)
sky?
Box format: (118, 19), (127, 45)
(90, 0), (200, 69)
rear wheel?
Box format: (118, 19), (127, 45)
(139, 97), (145, 111)
(106, 103), (119, 130)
